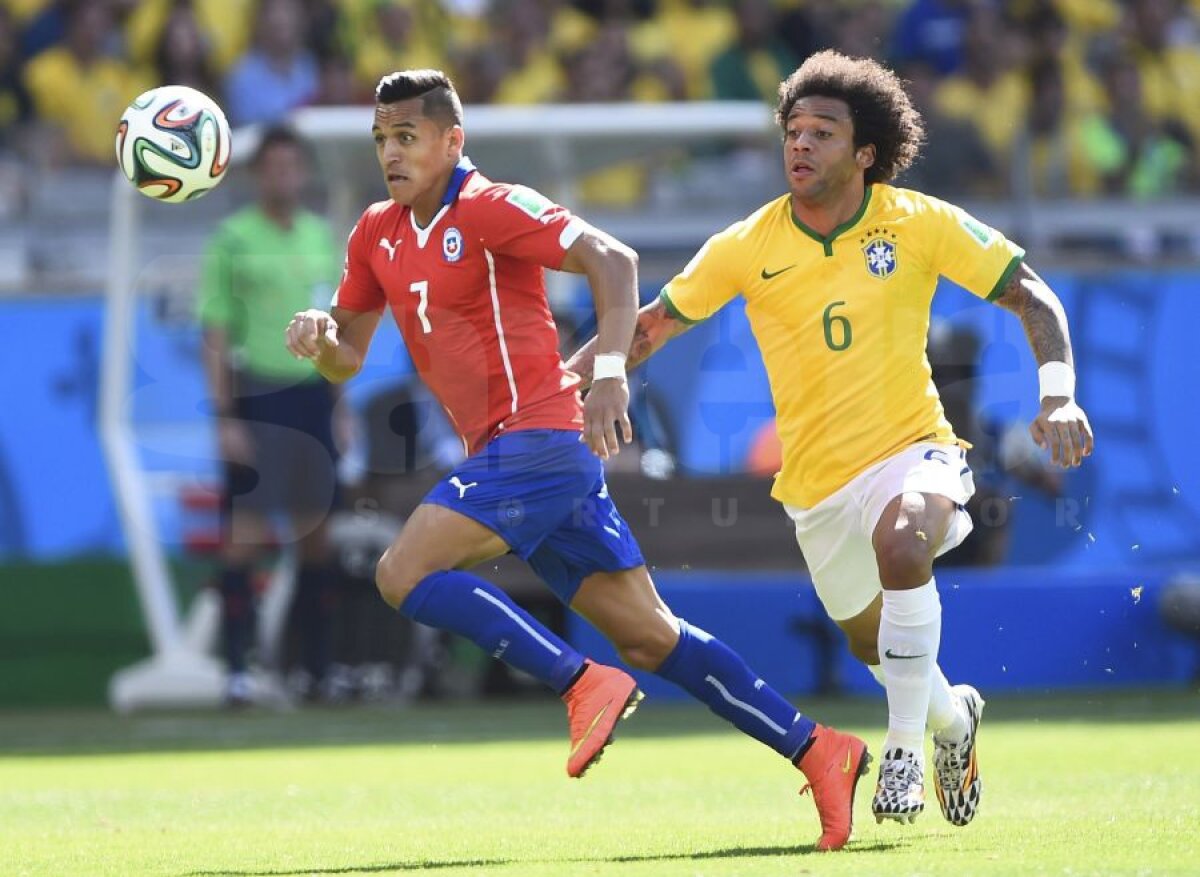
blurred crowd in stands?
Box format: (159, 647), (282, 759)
(2, 0), (1200, 199)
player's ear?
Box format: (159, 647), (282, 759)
(447, 124), (465, 156)
(856, 144), (876, 171)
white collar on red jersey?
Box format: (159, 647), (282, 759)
(411, 156), (477, 248)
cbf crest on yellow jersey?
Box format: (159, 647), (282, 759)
(660, 184), (1024, 508)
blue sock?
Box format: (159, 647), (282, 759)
(654, 619), (815, 760)
(400, 570), (585, 694)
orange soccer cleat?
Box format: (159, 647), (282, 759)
(561, 660), (643, 778)
(797, 724), (872, 851)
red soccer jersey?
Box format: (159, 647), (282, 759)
(334, 163), (586, 455)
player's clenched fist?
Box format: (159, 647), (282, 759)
(286, 309), (340, 359)
(1030, 397), (1094, 469)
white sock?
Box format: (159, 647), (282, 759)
(867, 662), (966, 740)
(879, 578), (941, 755)
(929, 666), (968, 740)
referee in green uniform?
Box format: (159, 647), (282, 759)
(197, 126), (343, 705)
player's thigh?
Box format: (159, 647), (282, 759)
(787, 500), (882, 624)
(375, 502), (510, 607)
(570, 565), (680, 670)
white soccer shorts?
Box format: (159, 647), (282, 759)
(784, 442), (976, 621)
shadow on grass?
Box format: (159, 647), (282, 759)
(185, 840), (910, 876)
(3, 690), (1197, 758)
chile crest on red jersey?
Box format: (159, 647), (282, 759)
(443, 226), (463, 262)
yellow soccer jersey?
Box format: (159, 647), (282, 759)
(660, 184), (1024, 508)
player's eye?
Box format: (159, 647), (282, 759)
(816, 130), (832, 139)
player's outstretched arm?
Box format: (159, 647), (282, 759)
(991, 262), (1094, 468)
(285, 306), (381, 384)
(566, 298), (692, 391)
(560, 224), (640, 459)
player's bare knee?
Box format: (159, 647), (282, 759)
(375, 546), (423, 609)
(876, 536), (934, 588)
(616, 628), (678, 671)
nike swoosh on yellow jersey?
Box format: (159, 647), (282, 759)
(760, 264), (796, 280)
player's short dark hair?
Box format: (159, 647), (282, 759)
(375, 69), (464, 130)
(776, 50), (924, 185)
(252, 124), (310, 166)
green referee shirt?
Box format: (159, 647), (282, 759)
(197, 206), (341, 381)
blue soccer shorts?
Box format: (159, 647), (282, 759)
(422, 429), (645, 603)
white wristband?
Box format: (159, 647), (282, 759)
(592, 353), (627, 382)
(1038, 361), (1075, 400)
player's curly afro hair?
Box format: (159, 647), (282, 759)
(776, 51), (924, 185)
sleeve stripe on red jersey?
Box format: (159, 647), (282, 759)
(559, 217), (584, 251)
(484, 248), (520, 417)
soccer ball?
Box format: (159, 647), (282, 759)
(115, 85), (231, 203)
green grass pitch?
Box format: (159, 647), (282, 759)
(1, 691), (1196, 876)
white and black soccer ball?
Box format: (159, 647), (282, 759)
(115, 85), (232, 203)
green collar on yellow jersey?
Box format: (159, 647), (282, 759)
(788, 185), (874, 257)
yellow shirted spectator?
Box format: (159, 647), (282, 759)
(1, 0), (50, 24)
(493, 49), (562, 104)
(1132, 45), (1200, 147)
(577, 162), (647, 208)
(933, 10), (1028, 161)
(23, 3), (149, 164)
(637, 0), (736, 100)
(935, 71), (1027, 161)
(709, 0), (798, 102)
(1053, 0), (1120, 34)
(125, 0), (254, 73)
(353, 1), (448, 93)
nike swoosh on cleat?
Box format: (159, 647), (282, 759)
(842, 748), (854, 773)
(569, 704), (610, 758)
(760, 265), (796, 280)
(884, 649), (929, 660)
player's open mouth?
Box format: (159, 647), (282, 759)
(790, 163), (815, 178)
(386, 173), (408, 183)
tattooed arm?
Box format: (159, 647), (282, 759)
(992, 262), (1074, 366)
(567, 298), (693, 390)
(991, 262), (1094, 468)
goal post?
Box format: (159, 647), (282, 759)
(101, 168), (228, 711)
(100, 101), (778, 711)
